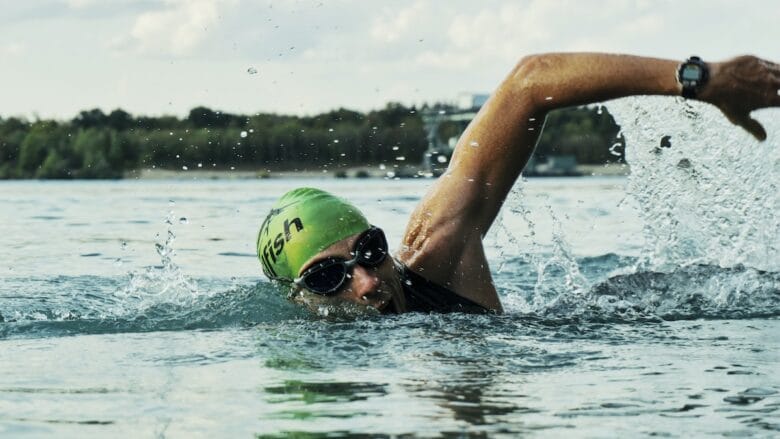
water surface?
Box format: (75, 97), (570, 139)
(1, 97), (779, 437)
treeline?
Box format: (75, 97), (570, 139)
(0, 103), (622, 179)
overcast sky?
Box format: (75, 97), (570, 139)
(1, 0), (778, 120)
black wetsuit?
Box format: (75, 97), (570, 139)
(397, 265), (490, 314)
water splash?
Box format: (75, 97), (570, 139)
(608, 97), (779, 272)
(491, 183), (588, 312)
(111, 210), (201, 314)
(0, 211), (300, 338)
(492, 97), (779, 320)
(538, 262), (780, 322)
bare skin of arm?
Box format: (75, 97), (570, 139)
(397, 53), (780, 312)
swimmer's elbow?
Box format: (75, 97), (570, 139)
(506, 54), (556, 111)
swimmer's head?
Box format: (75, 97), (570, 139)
(256, 187), (370, 283)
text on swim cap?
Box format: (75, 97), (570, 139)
(260, 217), (304, 278)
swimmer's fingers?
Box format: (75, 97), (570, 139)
(704, 56), (779, 140)
(738, 117), (768, 142)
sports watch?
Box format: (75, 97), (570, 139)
(677, 56), (709, 99)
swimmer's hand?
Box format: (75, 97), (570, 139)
(700, 55), (780, 141)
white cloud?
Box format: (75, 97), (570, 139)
(64, 0), (101, 8)
(114, 0), (235, 56)
(0, 42), (24, 56)
(370, 1), (429, 43)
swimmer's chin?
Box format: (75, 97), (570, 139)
(313, 302), (383, 319)
(292, 291), (385, 319)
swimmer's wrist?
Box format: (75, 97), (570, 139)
(695, 61), (723, 104)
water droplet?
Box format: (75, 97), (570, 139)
(333, 139), (339, 143)
(182, 165), (188, 170)
(379, 164), (386, 170)
(386, 171), (396, 178)
(437, 155), (447, 164)
(469, 140), (479, 148)
(438, 110), (446, 115)
(404, 279), (412, 286)
(392, 146), (399, 151)
(247, 67), (258, 74)
(545, 96), (553, 101)
(396, 156), (405, 161)
(240, 131), (248, 138)
(179, 217), (188, 225)
(328, 128), (334, 132)
(197, 163), (203, 168)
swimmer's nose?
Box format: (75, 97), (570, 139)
(349, 264), (381, 302)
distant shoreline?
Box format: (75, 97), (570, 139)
(121, 163), (629, 180)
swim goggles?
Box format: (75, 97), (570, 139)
(293, 226), (388, 295)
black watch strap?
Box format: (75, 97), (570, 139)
(677, 56), (709, 99)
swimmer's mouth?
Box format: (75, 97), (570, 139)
(365, 290), (392, 312)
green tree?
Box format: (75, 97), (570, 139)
(17, 121), (63, 176)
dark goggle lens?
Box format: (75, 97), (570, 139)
(356, 229), (387, 266)
(302, 262), (347, 294)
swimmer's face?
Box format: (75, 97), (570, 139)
(290, 230), (405, 314)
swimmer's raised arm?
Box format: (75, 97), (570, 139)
(398, 53), (779, 310)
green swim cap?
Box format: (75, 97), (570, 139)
(257, 187), (370, 282)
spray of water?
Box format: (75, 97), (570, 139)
(111, 210), (202, 315)
(494, 97), (779, 320)
(610, 97), (779, 272)
(491, 183), (588, 312)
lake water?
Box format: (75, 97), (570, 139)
(1, 97), (779, 437)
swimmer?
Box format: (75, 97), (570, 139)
(257, 53), (780, 314)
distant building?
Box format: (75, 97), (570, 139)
(457, 93), (489, 110)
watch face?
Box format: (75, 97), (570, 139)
(682, 65), (702, 81)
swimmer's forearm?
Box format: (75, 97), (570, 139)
(509, 53), (682, 111)
(512, 53), (779, 141)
